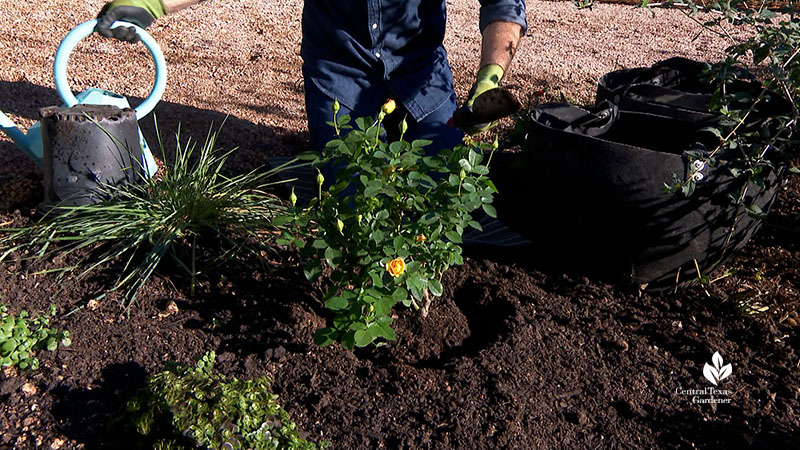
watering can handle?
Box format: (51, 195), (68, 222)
(54, 19), (166, 119)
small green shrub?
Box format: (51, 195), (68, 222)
(278, 101), (499, 348)
(0, 125), (291, 309)
(116, 352), (327, 450)
(0, 303), (71, 370)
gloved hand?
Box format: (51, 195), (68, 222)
(454, 64), (505, 135)
(95, 0), (166, 43)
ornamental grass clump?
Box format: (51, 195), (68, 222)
(278, 101), (500, 348)
(0, 125), (289, 309)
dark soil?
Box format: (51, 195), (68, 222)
(0, 149), (799, 449)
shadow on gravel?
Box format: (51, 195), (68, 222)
(50, 362), (149, 448)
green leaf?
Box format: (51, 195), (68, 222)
(472, 165), (489, 175)
(303, 260), (323, 280)
(744, 204), (768, 220)
(392, 287), (408, 301)
(411, 139), (433, 148)
(369, 270), (385, 288)
(271, 214), (295, 227)
(393, 235), (405, 251)
(324, 247), (341, 267)
(790, 166), (800, 174)
(337, 113), (352, 126)
(311, 239), (328, 249)
(314, 328), (338, 346)
(355, 117), (372, 131)
(365, 186), (381, 198)
(326, 296), (350, 311)
(468, 148), (482, 167)
(428, 279), (444, 297)
(420, 212), (438, 224)
(349, 322), (367, 332)
(381, 185), (398, 197)
(482, 204), (497, 218)
(341, 331), (356, 349)
(1, 339), (17, 355)
(354, 329), (374, 347)
(444, 231), (462, 244)
(370, 229), (385, 243)
(378, 323), (396, 341)
(374, 297), (397, 316)
(298, 151), (321, 161)
(389, 141), (407, 154)
(406, 275), (425, 300)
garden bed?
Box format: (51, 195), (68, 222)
(1, 0), (799, 449)
(0, 176), (798, 448)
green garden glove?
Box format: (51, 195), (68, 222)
(466, 64), (505, 109)
(453, 64), (515, 135)
(95, 0), (166, 43)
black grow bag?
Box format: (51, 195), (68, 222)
(40, 104), (143, 210)
(596, 56), (791, 125)
(500, 102), (785, 288)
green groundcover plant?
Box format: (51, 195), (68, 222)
(0, 303), (70, 370)
(277, 100), (500, 348)
(0, 125), (291, 310)
(114, 352), (327, 450)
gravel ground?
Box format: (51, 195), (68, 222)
(0, 0), (735, 178)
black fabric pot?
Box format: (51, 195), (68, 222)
(502, 102), (784, 288)
(39, 105), (143, 210)
(596, 57), (791, 127)
(597, 57), (734, 123)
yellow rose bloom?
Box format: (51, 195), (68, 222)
(386, 258), (406, 277)
(382, 99), (397, 115)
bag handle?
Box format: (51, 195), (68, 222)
(54, 19), (167, 119)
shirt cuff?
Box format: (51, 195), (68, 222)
(479, 3), (527, 35)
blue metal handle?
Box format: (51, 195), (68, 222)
(54, 19), (166, 119)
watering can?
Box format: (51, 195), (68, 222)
(0, 19), (166, 177)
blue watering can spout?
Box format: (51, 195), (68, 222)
(0, 110), (43, 167)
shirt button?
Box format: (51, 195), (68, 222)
(372, 23), (378, 30)
(375, 52), (381, 58)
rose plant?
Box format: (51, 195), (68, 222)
(277, 101), (500, 348)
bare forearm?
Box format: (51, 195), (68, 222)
(163, 0), (205, 14)
(479, 21), (523, 74)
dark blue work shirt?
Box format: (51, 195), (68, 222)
(301, 0), (527, 121)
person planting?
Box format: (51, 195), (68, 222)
(94, 0), (527, 152)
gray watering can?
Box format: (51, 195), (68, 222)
(0, 19), (166, 176)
